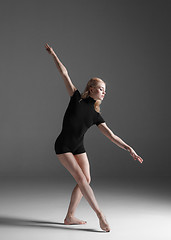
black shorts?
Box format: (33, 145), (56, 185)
(54, 135), (86, 155)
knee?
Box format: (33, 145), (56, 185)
(79, 175), (91, 185)
(75, 174), (88, 186)
(86, 176), (91, 184)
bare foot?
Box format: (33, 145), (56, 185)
(64, 216), (87, 225)
(99, 214), (110, 232)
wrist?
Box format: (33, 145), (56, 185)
(52, 52), (56, 57)
(124, 145), (131, 152)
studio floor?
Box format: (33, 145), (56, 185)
(0, 176), (170, 240)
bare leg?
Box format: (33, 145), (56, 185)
(64, 184), (86, 224)
(57, 152), (110, 232)
(64, 153), (90, 224)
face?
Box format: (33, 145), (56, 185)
(89, 82), (106, 101)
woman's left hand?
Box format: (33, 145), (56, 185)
(128, 147), (143, 164)
(45, 43), (55, 56)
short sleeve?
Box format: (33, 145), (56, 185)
(95, 112), (105, 126)
(71, 89), (81, 100)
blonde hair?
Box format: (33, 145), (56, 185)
(81, 77), (105, 113)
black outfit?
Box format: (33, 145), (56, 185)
(54, 89), (105, 155)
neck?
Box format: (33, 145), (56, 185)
(85, 95), (96, 104)
(89, 94), (96, 102)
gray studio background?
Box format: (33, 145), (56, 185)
(0, 0), (170, 178)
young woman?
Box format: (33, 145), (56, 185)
(45, 43), (143, 232)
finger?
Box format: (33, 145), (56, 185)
(47, 44), (51, 49)
(45, 46), (50, 51)
(139, 156), (143, 162)
(138, 156), (143, 163)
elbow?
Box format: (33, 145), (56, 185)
(61, 68), (68, 76)
(58, 64), (68, 76)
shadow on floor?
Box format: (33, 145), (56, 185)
(0, 216), (103, 233)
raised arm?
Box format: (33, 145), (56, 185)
(45, 43), (77, 96)
(98, 123), (143, 164)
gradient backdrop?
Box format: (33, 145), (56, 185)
(0, 0), (170, 178)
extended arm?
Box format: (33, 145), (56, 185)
(45, 43), (76, 96)
(98, 123), (143, 163)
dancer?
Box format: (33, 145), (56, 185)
(45, 43), (143, 232)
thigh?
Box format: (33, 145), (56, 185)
(74, 153), (91, 183)
(57, 153), (86, 182)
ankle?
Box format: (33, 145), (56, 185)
(65, 213), (73, 219)
(96, 211), (103, 219)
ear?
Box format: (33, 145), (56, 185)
(89, 87), (94, 93)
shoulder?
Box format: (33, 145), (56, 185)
(70, 89), (81, 100)
(70, 89), (80, 96)
(94, 111), (105, 126)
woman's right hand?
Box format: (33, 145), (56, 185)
(45, 43), (55, 56)
(127, 147), (143, 164)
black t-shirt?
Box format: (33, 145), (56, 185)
(54, 89), (105, 154)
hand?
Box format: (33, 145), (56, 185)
(45, 43), (55, 55)
(128, 147), (143, 164)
